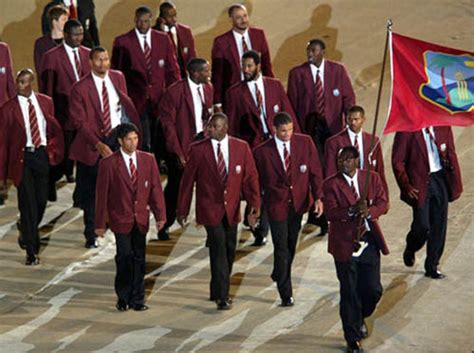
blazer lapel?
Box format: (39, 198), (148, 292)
(269, 140), (288, 181)
(86, 74), (103, 119)
(243, 83), (260, 118)
(204, 139), (222, 183)
(59, 44), (77, 83)
(183, 81), (197, 132)
(129, 30), (147, 72)
(116, 152), (134, 193)
(227, 31), (241, 70)
(415, 131), (429, 164)
(12, 98), (26, 131)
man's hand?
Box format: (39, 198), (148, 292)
(177, 215), (188, 228)
(95, 228), (106, 237)
(407, 186), (419, 200)
(95, 141), (113, 158)
(313, 199), (324, 217)
(177, 155), (186, 169)
(247, 207), (260, 229)
(156, 220), (165, 231)
(357, 200), (369, 218)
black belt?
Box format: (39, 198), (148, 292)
(25, 146), (45, 153)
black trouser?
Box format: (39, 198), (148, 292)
(335, 237), (382, 344)
(163, 155), (184, 229)
(48, 130), (75, 198)
(245, 203), (269, 240)
(140, 101), (154, 153)
(17, 148), (49, 256)
(406, 170), (449, 274)
(269, 206), (303, 299)
(114, 224), (146, 305)
(205, 216), (237, 301)
(75, 161), (99, 242)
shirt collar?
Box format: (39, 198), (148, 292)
(348, 128), (362, 139)
(211, 134), (229, 147)
(311, 58), (325, 72)
(233, 28), (249, 37)
(135, 28), (151, 40)
(92, 71), (109, 83)
(64, 42), (79, 53)
(274, 135), (290, 149)
(342, 170), (358, 185)
(120, 148), (137, 161)
(18, 93), (35, 103)
(163, 24), (177, 33)
(187, 77), (202, 91)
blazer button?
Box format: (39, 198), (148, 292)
(20, 159), (23, 163)
(290, 185), (293, 189)
(224, 190), (227, 194)
(224, 201), (227, 205)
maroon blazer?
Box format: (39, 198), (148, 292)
(160, 79), (213, 158)
(0, 42), (15, 106)
(324, 128), (388, 198)
(211, 27), (274, 104)
(253, 133), (323, 222)
(41, 43), (91, 130)
(174, 23), (196, 75)
(287, 61), (355, 136)
(69, 70), (141, 166)
(0, 93), (64, 186)
(392, 127), (462, 208)
(95, 150), (166, 235)
(177, 136), (260, 227)
(225, 77), (300, 148)
(34, 35), (61, 91)
(323, 170), (389, 262)
(111, 29), (180, 117)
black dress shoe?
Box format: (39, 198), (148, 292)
(425, 270), (446, 279)
(251, 237), (267, 246)
(216, 299), (231, 310)
(85, 239), (98, 249)
(346, 340), (363, 353)
(132, 304), (149, 311)
(403, 248), (415, 267)
(281, 297), (295, 307)
(360, 321), (369, 339)
(48, 185), (57, 202)
(25, 254), (40, 266)
(66, 175), (76, 183)
(158, 227), (170, 240)
(116, 300), (128, 311)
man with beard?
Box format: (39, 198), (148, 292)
(225, 49), (298, 246)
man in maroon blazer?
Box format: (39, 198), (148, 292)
(41, 19), (91, 199)
(112, 5), (180, 154)
(323, 146), (389, 353)
(34, 5), (69, 91)
(154, 1), (197, 78)
(95, 123), (166, 312)
(0, 69), (64, 265)
(254, 112), (324, 307)
(225, 50), (298, 245)
(288, 38), (355, 235)
(177, 113), (260, 310)
(211, 3), (274, 106)
(69, 47), (141, 249)
(325, 105), (388, 197)
(0, 41), (16, 206)
(159, 57), (213, 240)
(392, 126), (462, 279)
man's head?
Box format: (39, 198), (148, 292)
(306, 38), (326, 67)
(273, 112), (294, 142)
(89, 47), (110, 76)
(346, 106), (366, 134)
(187, 58), (210, 84)
(242, 50), (261, 82)
(228, 4), (249, 32)
(207, 113), (229, 141)
(159, 2), (177, 27)
(48, 5), (69, 33)
(135, 6), (153, 34)
(117, 123), (140, 154)
(337, 146), (360, 177)
(64, 20), (84, 47)
(16, 69), (35, 97)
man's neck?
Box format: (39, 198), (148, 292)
(51, 29), (63, 40)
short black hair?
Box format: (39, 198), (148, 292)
(117, 123), (140, 140)
(89, 46), (107, 59)
(307, 38), (326, 50)
(228, 3), (246, 17)
(348, 105), (365, 116)
(337, 146), (360, 160)
(242, 50), (261, 65)
(187, 58), (208, 74)
(273, 112), (293, 127)
(16, 68), (35, 79)
(159, 2), (176, 17)
(135, 6), (152, 17)
(64, 19), (82, 34)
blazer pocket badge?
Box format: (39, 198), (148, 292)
(333, 88), (340, 97)
(158, 59), (165, 67)
(300, 164), (307, 173)
(183, 47), (189, 54)
(235, 165), (242, 174)
(273, 104), (280, 113)
(440, 143), (447, 152)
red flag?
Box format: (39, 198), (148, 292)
(384, 32), (474, 134)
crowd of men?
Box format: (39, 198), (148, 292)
(0, 2), (463, 353)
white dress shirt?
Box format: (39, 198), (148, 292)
(62, 0), (77, 7)
(348, 129), (364, 169)
(211, 134), (229, 172)
(18, 94), (47, 147)
(274, 136), (291, 171)
(92, 72), (122, 129)
(120, 148), (138, 177)
(163, 24), (178, 48)
(246, 74), (269, 134)
(135, 28), (152, 52)
(64, 43), (81, 81)
(233, 29), (252, 80)
(422, 127), (442, 173)
(310, 58), (325, 87)
(188, 77), (205, 133)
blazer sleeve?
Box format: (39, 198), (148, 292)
(164, 36), (181, 87)
(4, 45), (15, 99)
(40, 53), (56, 96)
(241, 143), (261, 209)
(69, 83), (101, 146)
(224, 88), (239, 137)
(391, 132), (413, 194)
(149, 155), (167, 223)
(367, 172), (388, 219)
(159, 89), (184, 157)
(259, 31), (274, 78)
(308, 137), (324, 200)
(278, 81), (300, 132)
(0, 105), (10, 182)
(95, 158), (110, 230)
(340, 64), (356, 116)
(111, 38), (125, 72)
(370, 138), (389, 200)
(177, 144), (198, 217)
(45, 101), (65, 166)
(324, 138), (339, 178)
(286, 69), (299, 119)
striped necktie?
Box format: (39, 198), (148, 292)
(27, 98), (42, 147)
(216, 142), (227, 184)
(315, 69), (324, 116)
